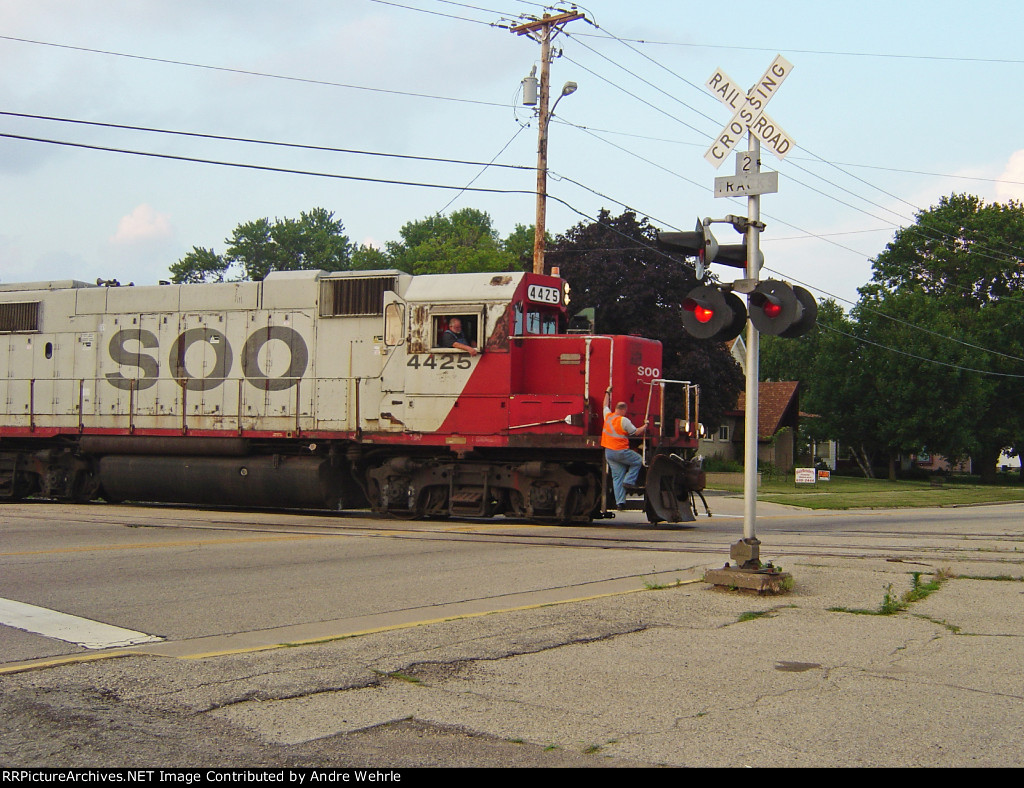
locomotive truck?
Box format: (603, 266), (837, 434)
(0, 269), (705, 523)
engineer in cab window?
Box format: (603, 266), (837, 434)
(440, 317), (479, 356)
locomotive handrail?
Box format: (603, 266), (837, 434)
(10, 374), (372, 434)
(649, 378), (701, 444)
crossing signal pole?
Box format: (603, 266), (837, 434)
(741, 137), (763, 564)
(693, 55), (801, 591)
(511, 9), (584, 275)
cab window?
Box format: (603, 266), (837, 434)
(513, 302), (559, 335)
(432, 314), (479, 350)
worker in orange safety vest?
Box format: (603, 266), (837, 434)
(601, 388), (647, 509)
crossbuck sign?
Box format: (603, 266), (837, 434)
(704, 55), (795, 169)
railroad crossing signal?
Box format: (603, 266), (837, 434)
(696, 54), (802, 581)
(748, 280), (818, 337)
(657, 221), (758, 279)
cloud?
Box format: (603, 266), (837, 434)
(110, 204), (172, 245)
(995, 150), (1024, 203)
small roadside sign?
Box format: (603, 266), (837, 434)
(795, 468), (816, 484)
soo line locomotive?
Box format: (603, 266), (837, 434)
(0, 269), (706, 524)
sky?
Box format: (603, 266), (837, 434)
(1, 0), (1022, 309)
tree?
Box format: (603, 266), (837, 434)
(228, 208), (353, 280)
(503, 223), (543, 271)
(762, 196), (1024, 482)
(223, 218), (274, 281)
(761, 300), (886, 477)
(548, 209), (744, 429)
(168, 246), (228, 284)
(386, 208), (515, 275)
(170, 208), (352, 283)
(855, 194), (1024, 482)
(350, 243), (389, 271)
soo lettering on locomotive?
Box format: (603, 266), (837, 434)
(0, 269), (705, 523)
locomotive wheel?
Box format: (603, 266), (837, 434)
(420, 486), (449, 518)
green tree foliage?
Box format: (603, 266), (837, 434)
(228, 208), (353, 280)
(548, 209), (744, 428)
(350, 243), (389, 271)
(170, 208), (352, 283)
(765, 194), (1024, 481)
(168, 246), (228, 284)
(858, 194), (1024, 481)
(503, 223), (544, 271)
(761, 300), (882, 476)
(386, 208), (515, 275)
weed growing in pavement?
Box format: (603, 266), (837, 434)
(958, 574), (1024, 582)
(738, 610), (771, 623)
(913, 614), (961, 634)
(879, 583), (903, 614)
(829, 569), (953, 617)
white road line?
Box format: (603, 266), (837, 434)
(0, 598), (163, 649)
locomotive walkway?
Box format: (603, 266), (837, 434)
(1, 496), (1023, 767)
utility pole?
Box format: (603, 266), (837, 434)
(511, 9), (584, 275)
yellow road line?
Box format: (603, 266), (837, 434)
(0, 578), (703, 674)
(0, 533), (332, 557)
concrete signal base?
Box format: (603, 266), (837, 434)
(704, 565), (793, 594)
(704, 537), (793, 594)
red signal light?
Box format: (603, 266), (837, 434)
(762, 301), (783, 319)
(681, 286), (747, 342)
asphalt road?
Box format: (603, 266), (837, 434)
(2, 496), (1023, 767)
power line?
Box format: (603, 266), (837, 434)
(0, 125), (694, 270)
(9, 129), (1017, 373)
(552, 119), (1024, 188)
(0, 132), (536, 196)
(439, 123), (530, 213)
(763, 265), (1024, 364)
(819, 324), (1024, 379)
(563, 28), (1024, 272)
(0, 34), (508, 109)
(366, 0), (500, 26)
(571, 31), (1024, 65)
(0, 111), (533, 171)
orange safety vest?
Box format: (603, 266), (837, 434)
(601, 412), (630, 451)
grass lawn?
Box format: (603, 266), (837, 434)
(706, 474), (1024, 510)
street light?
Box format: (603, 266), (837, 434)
(553, 80), (577, 109)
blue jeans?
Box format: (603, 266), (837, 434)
(605, 448), (643, 506)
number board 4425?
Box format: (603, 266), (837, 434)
(528, 284), (561, 305)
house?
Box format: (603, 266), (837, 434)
(700, 380), (801, 472)
(699, 334), (802, 471)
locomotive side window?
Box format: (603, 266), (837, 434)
(432, 314), (479, 351)
(513, 302), (559, 336)
(384, 302), (404, 346)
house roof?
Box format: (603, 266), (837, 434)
(732, 381), (800, 440)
